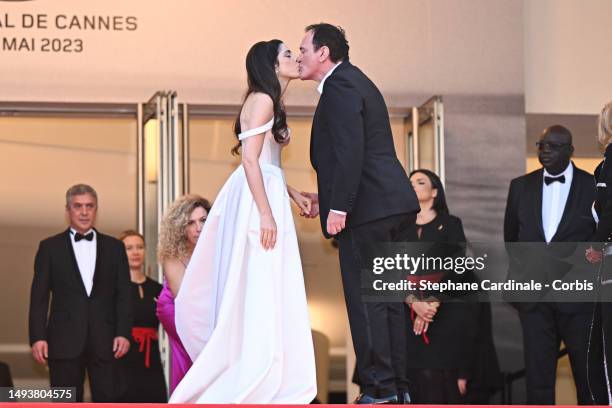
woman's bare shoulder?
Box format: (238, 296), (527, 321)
(241, 93), (273, 127)
(162, 257), (185, 271)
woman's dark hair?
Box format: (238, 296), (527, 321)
(305, 23), (349, 63)
(232, 40), (289, 155)
(410, 169), (449, 215)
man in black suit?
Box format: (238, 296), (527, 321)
(29, 184), (132, 402)
(298, 23), (420, 404)
(504, 125), (596, 404)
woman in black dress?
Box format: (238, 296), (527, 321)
(117, 230), (167, 402)
(404, 169), (480, 404)
(586, 101), (612, 404)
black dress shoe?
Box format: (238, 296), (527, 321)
(353, 393), (399, 404)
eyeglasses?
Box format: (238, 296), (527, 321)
(536, 141), (570, 151)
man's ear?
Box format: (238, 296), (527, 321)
(318, 46), (330, 63)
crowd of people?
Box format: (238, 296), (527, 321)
(19, 19), (612, 405)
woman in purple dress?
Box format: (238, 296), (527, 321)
(156, 194), (211, 394)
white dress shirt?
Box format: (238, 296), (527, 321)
(317, 62), (342, 94)
(317, 62), (347, 216)
(542, 163), (573, 243)
(70, 228), (97, 296)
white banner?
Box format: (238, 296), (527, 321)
(0, 0), (523, 105)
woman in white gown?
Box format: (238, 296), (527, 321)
(169, 39), (317, 404)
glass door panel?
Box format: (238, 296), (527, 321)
(406, 96), (445, 183)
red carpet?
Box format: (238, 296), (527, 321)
(1, 405), (608, 407)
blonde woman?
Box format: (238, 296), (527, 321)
(156, 195), (211, 395)
(587, 101), (612, 405)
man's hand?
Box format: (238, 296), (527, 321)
(327, 211), (346, 236)
(113, 336), (130, 359)
(457, 378), (468, 395)
(300, 192), (319, 218)
(31, 340), (48, 365)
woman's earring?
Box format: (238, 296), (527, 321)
(275, 68), (279, 75)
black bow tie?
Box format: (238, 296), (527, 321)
(544, 175), (565, 185)
(74, 232), (94, 242)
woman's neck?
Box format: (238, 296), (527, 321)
(279, 78), (290, 96)
(416, 203), (437, 225)
(130, 268), (146, 284)
(185, 245), (195, 262)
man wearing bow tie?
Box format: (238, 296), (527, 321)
(29, 184), (132, 402)
(504, 125), (595, 404)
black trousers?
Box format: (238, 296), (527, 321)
(337, 212), (416, 397)
(48, 336), (116, 402)
(408, 368), (464, 404)
(519, 302), (591, 405)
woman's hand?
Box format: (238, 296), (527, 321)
(289, 189), (312, 216)
(413, 315), (429, 335)
(586, 246), (603, 264)
(260, 212), (277, 250)
(411, 301), (439, 322)
(301, 192), (319, 218)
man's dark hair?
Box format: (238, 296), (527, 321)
(305, 23), (349, 63)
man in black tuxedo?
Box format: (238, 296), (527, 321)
(504, 125), (596, 404)
(298, 23), (420, 404)
(29, 184), (132, 402)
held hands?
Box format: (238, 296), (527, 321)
(299, 192), (319, 218)
(292, 191), (345, 236)
(289, 189), (312, 216)
(113, 336), (130, 359)
(31, 340), (48, 365)
(260, 212), (277, 250)
(586, 246), (603, 264)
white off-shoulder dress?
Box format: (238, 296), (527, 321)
(169, 119), (317, 404)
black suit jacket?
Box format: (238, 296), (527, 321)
(503, 164), (596, 312)
(593, 143), (612, 243)
(310, 61), (419, 238)
(29, 229), (132, 359)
